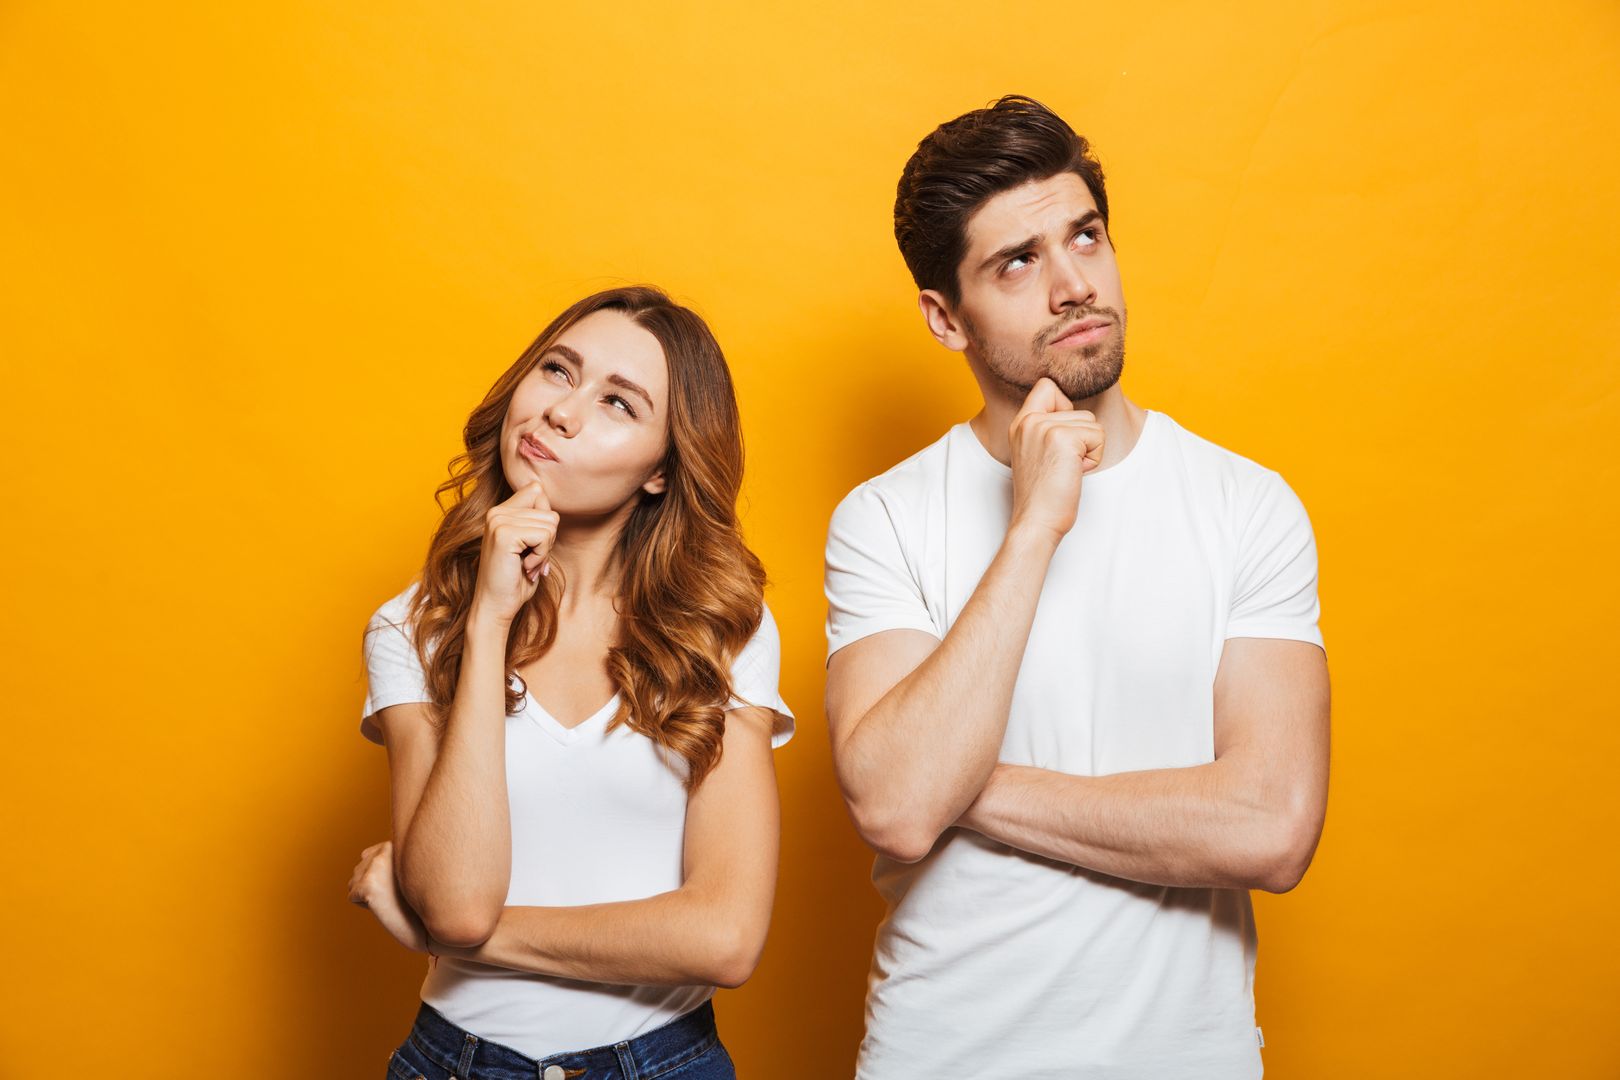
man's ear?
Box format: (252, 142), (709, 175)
(641, 469), (667, 496)
(918, 290), (969, 352)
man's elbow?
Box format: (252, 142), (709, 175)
(847, 799), (939, 864)
(1251, 811), (1323, 894)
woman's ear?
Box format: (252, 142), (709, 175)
(641, 469), (667, 496)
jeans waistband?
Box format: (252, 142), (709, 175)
(405, 999), (720, 1080)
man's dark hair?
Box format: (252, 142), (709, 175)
(894, 95), (1109, 306)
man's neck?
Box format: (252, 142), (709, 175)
(969, 383), (1148, 471)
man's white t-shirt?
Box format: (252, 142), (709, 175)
(360, 584), (794, 1060)
(824, 410), (1323, 1080)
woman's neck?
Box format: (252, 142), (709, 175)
(547, 506), (633, 615)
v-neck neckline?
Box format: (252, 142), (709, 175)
(520, 688), (622, 746)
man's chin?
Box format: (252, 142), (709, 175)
(1046, 356), (1124, 402)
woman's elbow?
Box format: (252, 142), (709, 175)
(415, 898), (502, 949)
(705, 922), (768, 990)
(399, 866), (504, 946)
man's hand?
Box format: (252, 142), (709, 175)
(1008, 378), (1105, 543)
(348, 840), (430, 954)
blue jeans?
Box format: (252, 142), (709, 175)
(385, 1000), (736, 1080)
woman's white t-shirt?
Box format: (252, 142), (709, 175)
(360, 584), (794, 1059)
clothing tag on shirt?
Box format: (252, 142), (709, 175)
(1256, 1026), (1265, 1048)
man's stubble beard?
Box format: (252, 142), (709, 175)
(966, 307), (1127, 404)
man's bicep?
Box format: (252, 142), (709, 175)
(824, 629), (941, 753)
(1213, 638), (1330, 805)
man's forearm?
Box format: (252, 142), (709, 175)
(958, 761), (1323, 893)
(838, 524), (1059, 861)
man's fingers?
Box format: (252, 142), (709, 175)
(1022, 413), (1107, 466)
(1015, 378), (1069, 421)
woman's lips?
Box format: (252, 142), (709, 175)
(519, 434), (557, 463)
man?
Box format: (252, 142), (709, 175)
(823, 95), (1330, 1078)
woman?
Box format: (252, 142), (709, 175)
(346, 285), (793, 1080)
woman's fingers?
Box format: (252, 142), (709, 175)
(489, 514), (560, 556)
(507, 479), (551, 513)
(348, 841), (391, 905)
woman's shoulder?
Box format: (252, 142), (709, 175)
(365, 580), (422, 641)
(728, 600), (794, 744)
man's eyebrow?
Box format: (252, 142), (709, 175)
(976, 210), (1105, 273)
(541, 344), (656, 414)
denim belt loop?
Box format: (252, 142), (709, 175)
(456, 1030), (479, 1078)
(613, 1040), (638, 1080)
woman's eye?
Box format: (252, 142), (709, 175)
(542, 361), (570, 382)
(606, 395), (637, 417)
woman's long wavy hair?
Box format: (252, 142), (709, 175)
(403, 285), (766, 789)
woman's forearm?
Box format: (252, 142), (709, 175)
(397, 611), (515, 945)
(436, 882), (767, 990)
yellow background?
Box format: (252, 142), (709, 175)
(4, 2), (1617, 1076)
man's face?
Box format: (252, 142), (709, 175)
(941, 172), (1127, 402)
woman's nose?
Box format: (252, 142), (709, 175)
(543, 392), (580, 436)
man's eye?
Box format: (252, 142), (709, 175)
(1005, 254), (1032, 273)
(1073, 229), (1098, 248)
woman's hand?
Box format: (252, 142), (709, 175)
(471, 480), (559, 628)
(347, 841), (430, 954)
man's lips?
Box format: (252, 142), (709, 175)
(519, 434), (558, 462)
(1049, 317), (1112, 347)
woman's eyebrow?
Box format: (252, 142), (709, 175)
(543, 343), (655, 413)
(542, 343), (584, 366)
(607, 373), (655, 413)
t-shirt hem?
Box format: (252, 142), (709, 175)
(359, 691), (434, 745)
(1223, 622), (1325, 649)
(826, 618), (943, 664)
(724, 696), (798, 749)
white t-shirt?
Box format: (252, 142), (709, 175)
(360, 584), (794, 1059)
(824, 411), (1323, 1080)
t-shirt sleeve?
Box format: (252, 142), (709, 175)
(1225, 471), (1324, 649)
(823, 481), (940, 662)
(360, 596), (432, 745)
(725, 602), (795, 749)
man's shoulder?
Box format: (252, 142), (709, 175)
(1153, 412), (1289, 494)
(832, 425), (958, 519)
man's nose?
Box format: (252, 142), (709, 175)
(1050, 251), (1097, 311)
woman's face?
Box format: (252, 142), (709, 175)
(500, 309), (671, 518)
